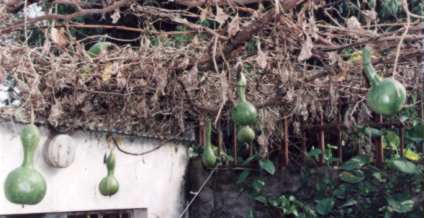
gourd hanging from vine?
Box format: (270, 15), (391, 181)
(201, 119), (217, 168)
(231, 72), (257, 144)
(362, 47), (406, 116)
(4, 124), (47, 205)
(99, 149), (119, 197)
(237, 126), (256, 145)
(231, 72), (258, 126)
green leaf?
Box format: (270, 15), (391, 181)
(383, 131), (400, 149)
(339, 170), (365, 184)
(388, 159), (419, 175)
(237, 170), (251, 184)
(308, 147), (322, 159)
(242, 155), (259, 165)
(372, 171), (386, 183)
(386, 194), (414, 213)
(403, 149), (421, 161)
(340, 199), (357, 208)
(251, 179), (265, 193)
(362, 126), (383, 137)
(341, 155), (370, 171)
(315, 198), (335, 215)
(334, 184), (347, 199)
(254, 195), (267, 204)
(259, 159), (276, 175)
(245, 208), (255, 218)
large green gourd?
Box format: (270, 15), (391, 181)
(362, 47), (406, 116)
(201, 119), (217, 168)
(231, 73), (258, 126)
(99, 149), (119, 196)
(4, 124), (47, 205)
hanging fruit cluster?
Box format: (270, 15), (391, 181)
(362, 47), (406, 116)
(4, 124), (47, 205)
(231, 72), (258, 145)
(99, 149), (120, 196)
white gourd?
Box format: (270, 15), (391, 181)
(45, 134), (76, 168)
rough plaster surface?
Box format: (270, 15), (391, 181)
(0, 122), (188, 218)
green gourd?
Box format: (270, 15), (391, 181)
(88, 41), (111, 58)
(201, 119), (217, 168)
(231, 73), (258, 126)
(4, 124), (47, 205)
(99, 149), (119, 196)
(362, 47), (406, 116)
(237, 126), (256, 144)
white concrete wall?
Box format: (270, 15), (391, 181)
(0, 122), (188, 218)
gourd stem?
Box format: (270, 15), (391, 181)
(237, 72), (247, 102)
(362, 47), (381, 87)
(205, 118), (212, 148)
(238, 86), (246, 102)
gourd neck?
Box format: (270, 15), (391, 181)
(104, 151), (116, 175)
(22, 147), (34, 168)
(205, 119), (212, 148)
(362, 47), (381, 87)
(237, 73), (247, 102)
(107, 169), (115, 176)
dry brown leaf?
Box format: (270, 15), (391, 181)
(102, 63), (114, 82)
(298, 34), (313, 61)
(256, 42), (268, 69)
(48, 101), (64, 127)
(111, 9), (121, 24)
(215, 5), (229, 25)
(346, 17), (364, 33)
(50, 27), (68, 48)
(227, 14), (240, 37)
(200, 7), (209, 21)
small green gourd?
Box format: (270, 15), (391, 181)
(99, 149), (119, 196)
(231, 73), (258, 126)
(88, 41), (111, 58)
(362, 47), (406, 116)
(237, 126), (255, 144)
(4, 124), (47, 205)
(201, 119), (217, 168)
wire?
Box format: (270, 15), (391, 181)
(111, 135), (164, 156)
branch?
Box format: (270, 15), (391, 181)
(0, 0), (132, 35)
(174, 0), (303, 8)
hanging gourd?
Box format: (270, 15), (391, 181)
(201, 119), (217, 168)
(4, 124), (47, 205)
(231, 72), (258, 126)
(362, 47), (406, 116)
(45, 134), (77, 168)
(99, 149), (119, 196)
(237, 126), (255, 144)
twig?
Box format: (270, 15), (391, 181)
(392, 0), (411, 77)
(177, 166), (218, 218)
(0, 0), (132, 35)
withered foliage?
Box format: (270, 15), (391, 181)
(0, 1), (423, 141)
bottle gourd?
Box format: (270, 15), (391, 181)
(4, 124), (47, 205)
(201, 119), (217, 168)
(231, 73), (258, 126)
(362, 47), (406, 116)
(99, 149), (119, 196)
(237, 126), (255, 144)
